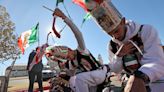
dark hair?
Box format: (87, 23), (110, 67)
(36, 47), (40, 51)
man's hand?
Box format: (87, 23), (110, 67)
(53, 8), (66, 19)
(124, 75), (147, 92)
(118, 42), (136, 57)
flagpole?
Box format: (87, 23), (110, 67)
(62, 3), (72, 21)
(37, 22), (40, 46)
(43, 5), (70, 20)
(43, 5), (67, 37)
(47, 32), (52, 43)
(43, 5), (54, 12)
(59, 25), (66, 33)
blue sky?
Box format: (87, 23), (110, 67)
(0, 0), (164, 75)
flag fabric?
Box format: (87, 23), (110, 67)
(72, 0), (102, 12)
(56, 0), (64, 7)
(18, 23), (39, 54)
(81, 12), (92, 27)
(73, 0), (88, 11)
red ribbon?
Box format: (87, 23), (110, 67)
(52, 17), (61, 38)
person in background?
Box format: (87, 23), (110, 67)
(27, 44), (48, 92)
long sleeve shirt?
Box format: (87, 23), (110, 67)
(108, 20), (164, 82)
(27, 50), (36, 70)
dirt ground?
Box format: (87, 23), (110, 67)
(8, 76), (122, 92)
(8, 76), (50, 92)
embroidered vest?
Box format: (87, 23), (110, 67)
(64, 50), (101, 74)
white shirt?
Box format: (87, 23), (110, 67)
(108, 20), (164, 82)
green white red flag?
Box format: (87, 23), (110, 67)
(18, 23), (39, 54)
(72, 0), (102, 12)
(56, 0), (64, 6)
(81, 12), (92, 27)
(73, 0), (88, 11)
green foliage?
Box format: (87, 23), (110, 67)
(0, 5), (20, 63)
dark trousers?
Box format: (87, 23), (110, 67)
(28, 71), (43, 92)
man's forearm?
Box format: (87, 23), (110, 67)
(124, 75), (147, 92)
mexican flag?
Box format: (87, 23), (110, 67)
(72, 0), (102, 12)
(18, 23), (39, 54)
(81, 12), (92, 27)
(73, 0), (88, 11)
(56, 0), (64, 6)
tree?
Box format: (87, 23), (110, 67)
(0, 5), (20, 63)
